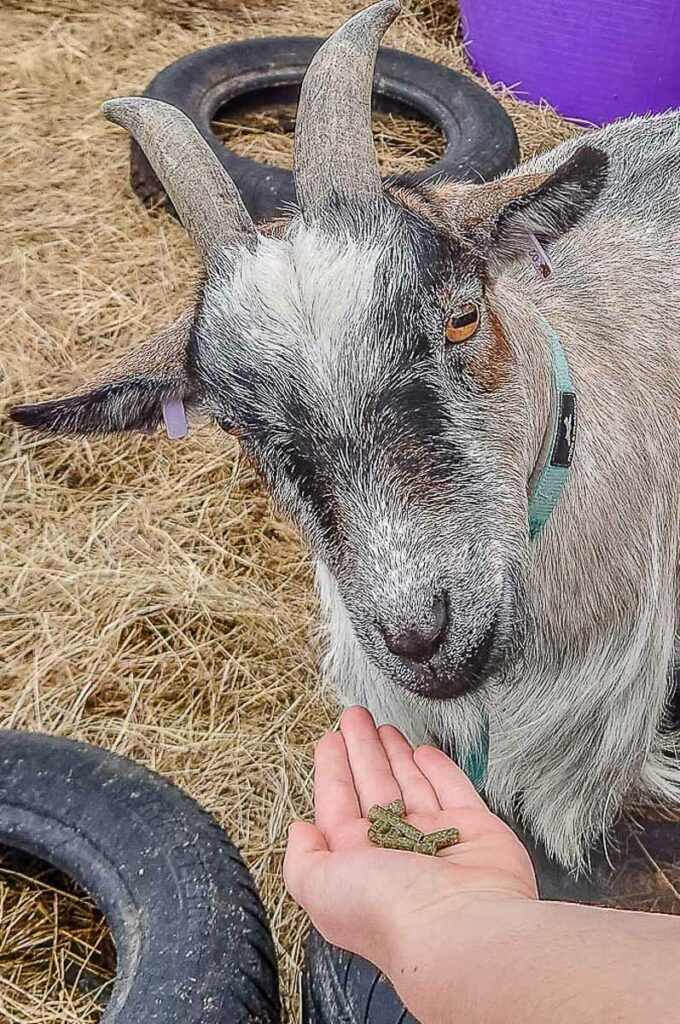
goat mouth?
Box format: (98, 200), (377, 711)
(401, 617), (506, 700)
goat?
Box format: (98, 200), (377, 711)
(10, 0), (680, 868)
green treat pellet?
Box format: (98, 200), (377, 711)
(367, 802), (460, 855)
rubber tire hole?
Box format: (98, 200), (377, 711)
(212, 84), (446, 173)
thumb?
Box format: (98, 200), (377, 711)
(283, 821), (329, 905)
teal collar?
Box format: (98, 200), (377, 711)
(526, 317), (578, 541)
(460, 317), (577, 791)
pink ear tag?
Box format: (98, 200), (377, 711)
(162, 398), (188, 440)
(528, 234), (553, 278)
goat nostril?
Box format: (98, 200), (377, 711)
(380, 593), (449, 663)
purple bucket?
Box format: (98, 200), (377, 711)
(459, 0), (680, 124)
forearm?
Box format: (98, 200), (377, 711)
(385, 898), (680, 1024)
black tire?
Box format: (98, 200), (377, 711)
(0, 731), (280, 1024)
(130, 37), (520, 223)
(302, 928), (416, 1024)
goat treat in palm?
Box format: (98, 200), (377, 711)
(367, 802), (459, 855)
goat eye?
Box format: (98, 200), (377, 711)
(445, 302), (480, 344)
(216, 417), (241, 438)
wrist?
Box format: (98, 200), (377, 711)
(381, 895), (532, 1024)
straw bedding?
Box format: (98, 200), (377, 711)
(0, 1), (581, 1020)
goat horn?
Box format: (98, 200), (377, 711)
(294, 0), (401, 214)
(102, 97), (257, 265)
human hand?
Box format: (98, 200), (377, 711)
(284, 706), (537, 974)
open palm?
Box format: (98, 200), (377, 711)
(284, 707), (537, 969)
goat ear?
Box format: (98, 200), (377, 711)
(9, 310), (197, 437)
(464, 146), (609, 269)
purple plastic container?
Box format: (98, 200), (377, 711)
(460, 0), (680, 124)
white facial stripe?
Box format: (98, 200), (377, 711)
(203, 228), (383, 368)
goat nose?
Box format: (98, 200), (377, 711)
(380, 594), (448, 663)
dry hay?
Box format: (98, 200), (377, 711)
(0, 1), (582, 1021)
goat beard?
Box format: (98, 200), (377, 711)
(314, 559), (680, 870)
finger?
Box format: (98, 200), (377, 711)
(283, 821), (329, 905)
(314, 731), (361, 835)
(378, 725), (440, 814)
(413, 744), (490, 812)
(340, 706), (402, 815)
